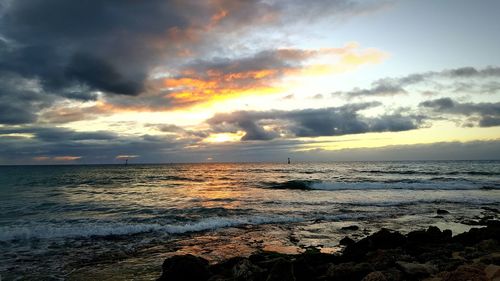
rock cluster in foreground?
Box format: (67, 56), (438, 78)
(158, 222), (500, 281)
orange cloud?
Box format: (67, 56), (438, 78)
(33, 156), (82, 161)
(99, 43), (387, 112)
(33, 156), (51, 161)
(53, 156), (82, 161)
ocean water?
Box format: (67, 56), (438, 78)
(1, 161), (499, 279)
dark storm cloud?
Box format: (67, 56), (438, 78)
(337, 66), (500, 99)
(208, 102), (422, 140)
(0, 0), (387, 124)
(419, 97), (500, 127)
(0, 0), (188, 96)
(0, 71), (55, 124)
(0, 0), (384, 97)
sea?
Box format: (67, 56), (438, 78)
(1, 161), (499, 280)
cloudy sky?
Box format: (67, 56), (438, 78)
(1, 0), (500, 164)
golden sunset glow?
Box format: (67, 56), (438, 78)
(1, 0), (499, 165)
(203, 132), (245, 143)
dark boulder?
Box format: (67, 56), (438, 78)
(158, 254), (210, 281)
(406, 226), (451, 245)
(343, 229), (406, 260)
(326, 262), (374, 281)
(441, 265), (488, 281)
(266, 258), (294, 281)
(453, 225), (500, 246)
(395, 261), (437, 280)
(342, 225), (360, 231)
(361, 271), (388, 281)
(340, 236), (355, 246)
(231, 258), (265, 281)
(292, 256), (319, 281)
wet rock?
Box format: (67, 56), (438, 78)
(231, 259), (265, 281)
(340, 236), (355, 246)
(396, 261), (437, 279)
(453, 225), (500, 246)
(407, 226), (451, 245)
(366, 248), (407, 270)
(327, 262), (373, 281)
(486, 219), (500, 227)
(441, 265), (488, 281)
(361, 271), (388, 281)
(437, 209), (450, 215)
(266, 258), (294, 281)
(292, 256), (319, 281)
(344, 229), (406, 260)
(342, 225), (360, 231)
(460, 219), (481, 226)
(158, 254), (210, 281)
(484, 264), (500, 280)
(481, 207), (500, 213)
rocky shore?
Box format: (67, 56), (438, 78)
(157, 220), (500, 281)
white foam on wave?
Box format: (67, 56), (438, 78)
(0, 215), (303, 242)
(309, 181), (485, 191)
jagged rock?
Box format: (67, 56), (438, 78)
(366, 248), (407, 270)
(484, 264), (500, 281)
(407, 226), (451, 245)
(231, 258), (265, 281)
(441, 265), (488, 281)
(396, 261), (437, 279)
(482, 207), (500, 213)
(327, 262), (374, 281)
(266, 258), (294, 281)
(485, 264), (500, 281)
(340, 236), (355, 246)
(158, 254), (210, 281)
(361, 271), (388, 281)
(292, 256), (318, 281)
(344, 229), (406, 260)
(453, 225), (500, 246)
(437, 209), (450, 215)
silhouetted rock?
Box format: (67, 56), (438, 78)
(484, 264), (500, 280)
(158, 254), (210, 281)
(292, 256), (319, 281)
(437, 209), (450, 215)
(326, 262), (373, 281)
(340, 236), (355, 246)
(441, 265), (488, 281)
(395, 261), (436, 279)
(361, 271), (388, 281)
(342, 225), (359, 231)
(453, 224), (500, 245)
(266, 258), (294, 281)
(231, 258), (265, 281)
(156, 225), (500, 281)
(344, 229), (406, 260)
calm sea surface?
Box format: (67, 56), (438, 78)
(1, 161), (499, 279)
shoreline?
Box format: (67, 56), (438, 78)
(157, 221), (500, 281)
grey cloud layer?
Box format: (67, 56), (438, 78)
(420, 97), (500, 127)
(0, 0), (384, 125)
(208, 102), (423, 140)
(336, 66), (500, 99)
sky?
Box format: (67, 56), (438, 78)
(0, 0), (500, 164)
